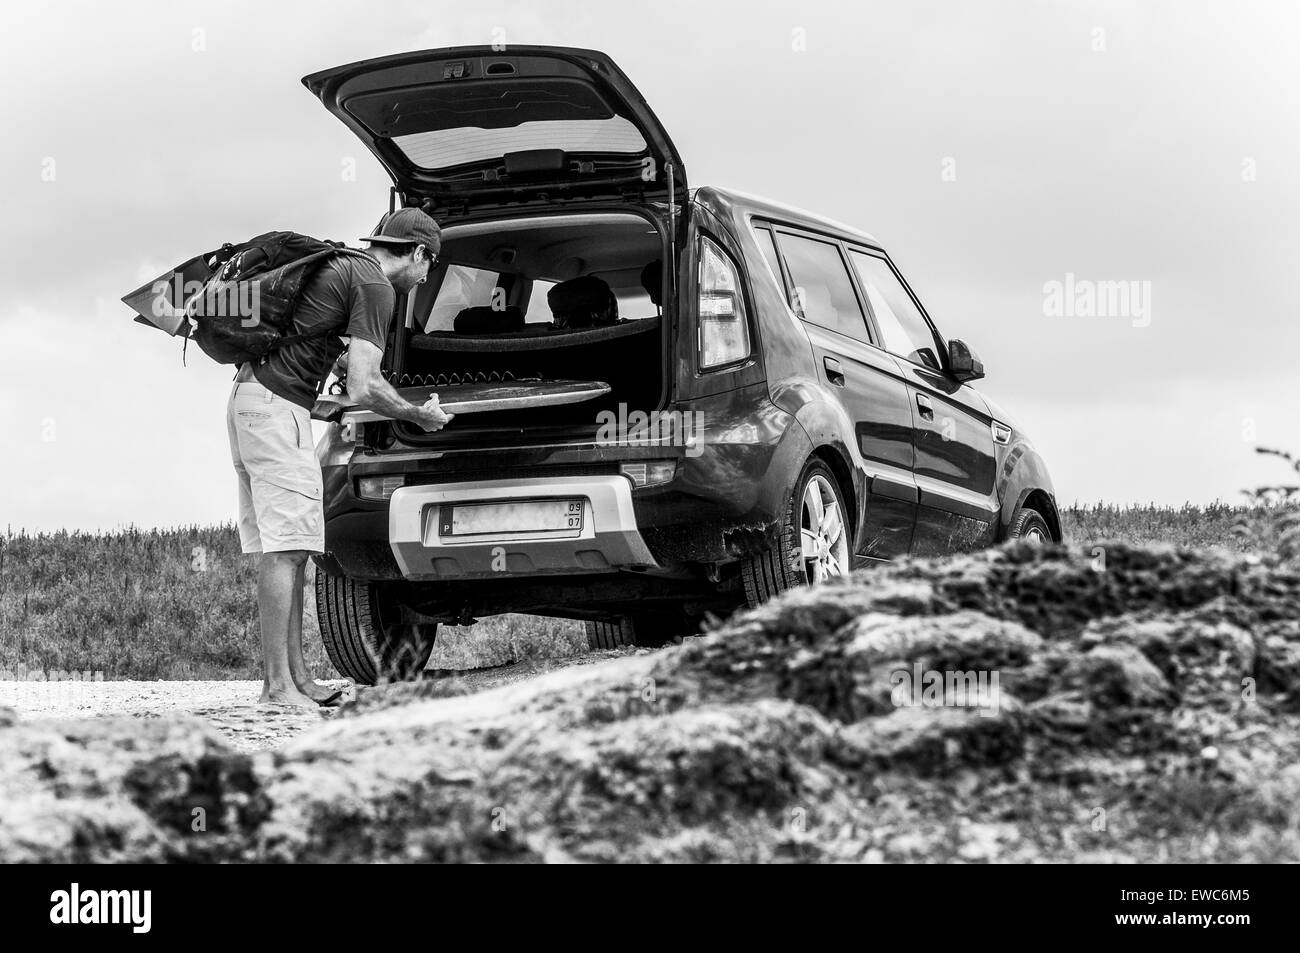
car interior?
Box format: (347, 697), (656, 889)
(385, 211), (670, 436)
(408, 211), (665, 336)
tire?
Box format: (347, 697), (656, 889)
(585, 617), (636, 650)
(584, 609), (694, 650)
(315, 572), (436, 685)
(742, 459), (852, 608)
(1006, 506), (1052, 543)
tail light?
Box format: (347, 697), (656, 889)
(697, 237), (751, 369)
(620, 460), (677, 488)
(358, 475), (408, 501)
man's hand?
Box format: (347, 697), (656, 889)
(415, 393), (454, 432)
(346, 338), (455, 430)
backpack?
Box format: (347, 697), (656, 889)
(182, 231), (372, 364)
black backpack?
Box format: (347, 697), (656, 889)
(183, 231), (371, 364)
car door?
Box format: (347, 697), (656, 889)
(302, 46), (688, 223)
(763, 225), (918, 559)
(845, 248), (998, 554)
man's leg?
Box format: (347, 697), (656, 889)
(257, 550), (316, 707)
(285, 560), (335, 701)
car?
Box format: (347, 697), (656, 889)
(301, 45), (1061, 684)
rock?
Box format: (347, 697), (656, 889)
(842, 701), (1024, 775)
(1079, 609), (1255, 700)
(4, 544), (1300, 862)
(1066, 644), (1173, 707)
(1255, 620), (1300, 710)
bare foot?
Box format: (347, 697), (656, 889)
(258, 686), (319, 709)
(297, 679), (350, 703)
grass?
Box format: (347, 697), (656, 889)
(0, 502), (1281, 681)
(1060, 500), (1264, 550)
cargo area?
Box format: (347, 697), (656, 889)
(379, 210), (670, 446)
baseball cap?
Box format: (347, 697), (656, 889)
(361, 207), (442, 252)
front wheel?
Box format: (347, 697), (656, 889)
(1006, 506), (1052, 543)
(315, 572), (436, 685)
(742, 459), (852, 608)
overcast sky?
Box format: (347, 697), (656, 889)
(2, 0), (1298, 532)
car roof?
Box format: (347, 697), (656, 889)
(693, 186), (882, 250)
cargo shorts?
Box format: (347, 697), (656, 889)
(227, 379), (324, 554)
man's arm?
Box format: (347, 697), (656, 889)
(345, 338), (453, 432)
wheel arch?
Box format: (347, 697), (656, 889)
(1004, 486), (1063, 542)
(996, 443), (1062, 542)
(808, 444), (859, 540)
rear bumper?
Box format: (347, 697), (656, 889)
(318, 386), (804, 582)
(387, 475), (658, 580)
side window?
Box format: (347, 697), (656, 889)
(753, 226), (785, 293)
(774, 232), (871, 344)
(849, 251), (944, 370)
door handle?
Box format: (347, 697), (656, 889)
(823, 356), (845, 386)
(916, 392), (934, 420)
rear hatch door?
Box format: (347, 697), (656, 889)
(302, 46), (687, 220)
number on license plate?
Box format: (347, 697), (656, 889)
(438, 499), (584, 537)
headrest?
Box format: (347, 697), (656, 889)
(547, 275), (618, 329)
(453, 305), (525, 334)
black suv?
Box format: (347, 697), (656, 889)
(303, 46), (1060, 683)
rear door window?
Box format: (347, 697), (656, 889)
(848, 250), (944, 370)
(775, 231), (872, 344)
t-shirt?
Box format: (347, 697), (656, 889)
(251, 252), (396, 409)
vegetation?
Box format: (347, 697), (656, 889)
(2, 495), (1294, 680)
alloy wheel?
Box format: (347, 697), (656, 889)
(799, 474), (849, 583)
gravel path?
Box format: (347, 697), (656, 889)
(0, 679), (350, 753)
(0, 652), (633, 753)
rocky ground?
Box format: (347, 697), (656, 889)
(3, 542), (1300, 863)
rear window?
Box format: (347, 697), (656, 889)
(422, 264), (501, 331)
(776, 232), (871, 344)
(524, 279), (557, 324)
(522, 279), (653, 323)
(394, 117), (647, 169)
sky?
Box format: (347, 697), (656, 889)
(2, 0), (1298, 532)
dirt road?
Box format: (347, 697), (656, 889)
(0, 650), (637, 753)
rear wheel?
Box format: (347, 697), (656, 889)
(315, 572), (436, 685)
(1006, 506), (1052, 543)
(584, 608), (694, 650)
(742, 459), (851, 608)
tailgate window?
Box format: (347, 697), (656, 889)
(395, 117), (647, 169)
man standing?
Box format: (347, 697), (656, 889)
(227, 208), (452, 707)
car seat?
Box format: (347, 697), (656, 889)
(453, 305), (526, 334)
(548, 275), (618, 329)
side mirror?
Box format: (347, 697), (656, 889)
(948, 339), (985, 382)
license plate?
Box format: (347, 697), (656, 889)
(437, 499), (584, 538)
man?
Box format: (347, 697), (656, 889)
(227, 207), (453, 707)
